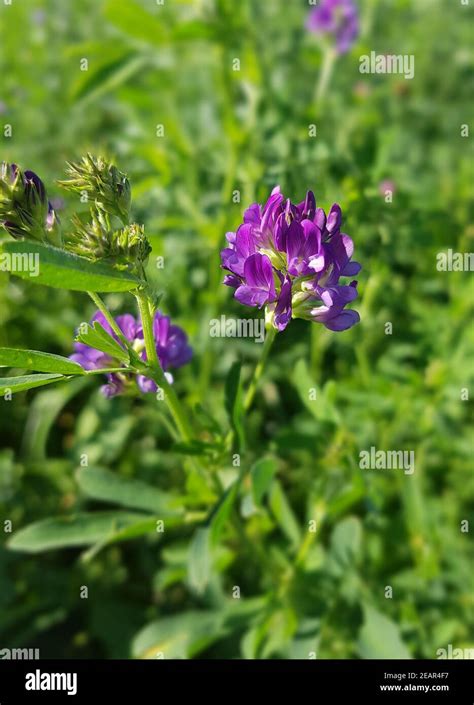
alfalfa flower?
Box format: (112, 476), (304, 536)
(0, 162), (61, 246)
(58, 154), (131, 224)
(221, 186), (361, 332)
(70, 310), (193, 398)
(306, 0), (359, 55)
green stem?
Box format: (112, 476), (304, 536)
(243, 325), (277, 411)
(314, 46), (337, 106)
(87, 291), (131, 351)
(135, 291), (194, 443)
(85, 367), (131, 375)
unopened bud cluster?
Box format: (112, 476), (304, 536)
(0, 162), (61, 246)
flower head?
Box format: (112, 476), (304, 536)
(70, 310), (193, 397)
(306, 0), (359, 54)
(221, 186), (361, 332)
(58, 154), (150, 273)
(58, 154), (131, 224)
(67, 213), (151, 272)
(0, 162), (61, 246)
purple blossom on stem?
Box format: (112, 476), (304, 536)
(306, 0), (359, 55)
(70, 310), (193, 397)
(221, 186), (361, 333)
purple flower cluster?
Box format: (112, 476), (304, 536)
(306, 0), (359, 55)
(70, 310), (193, 397)
(221, 186), (361, 332)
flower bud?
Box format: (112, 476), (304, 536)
(66, 210), (150, 273)
(0, 162), (61, 246)
(58, 154), (131, 224)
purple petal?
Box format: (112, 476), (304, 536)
(326, 203), (342, 233)
(116, 314), (137, 342)
(137, 375), (158, 393)
(274, 277), (292, 331)
(223, 273), (241, 289)
(243, 203), (261, 225)
(153, 311), (171, 347)
(324, 309), (360, 331)
(341, 260), (361, 276)
(235, 252), (276, 308)
(100, 374), (124, 398)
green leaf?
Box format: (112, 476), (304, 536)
(80, 517), (160, 563)
(104, 0), (167, 45)
(269, 480), (301, 549)
(71, 53), (147, 106)
(22, 377), (90, 460)
(330, 516), (362, 569)
(0, 374), (65, 395)
(193, 403), (222, 436)
(187, 527), (212, 595)
(251, 457), (277, 506)
(8, 512), (148, 553)
(358, 605), (412, 659)
(76, 466), (182, 517)
(132, 610), (225, 659)
(0, 348), (85, 375)
(1, 241), (141, 292)
(172, 440), (217, 456)
(76, 322), (129, 364)
(286, 618), (320, 659)
(208, 480), (240, 545)
(224, 360), (245, 450)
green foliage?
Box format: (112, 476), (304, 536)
(358, 605), (412, 660)
(0, 373), (66, 395)
(7, 512), (149, 553)
(0, 0), (472, 661)
(76, 322), (129, 364)
(1, 241), (141, 292)
(0, 348), (85, 375)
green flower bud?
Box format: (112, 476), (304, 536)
(0, 162), (61, 246)
(58, 154), (131, 224)
(66, 210), (151, 273)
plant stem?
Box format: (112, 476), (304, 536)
(243, 325), (277, 411)
(314, 46), (337, 106)
(86, 291), (130, 350)
(135, 291), (194, 443)
(85, 367), (131, 376)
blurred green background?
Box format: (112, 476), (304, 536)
(0, 0), (473, 659)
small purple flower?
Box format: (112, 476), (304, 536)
(306, 0), (359, 55)
(70, 310), (193, 397)
(221, 186), (361, 332)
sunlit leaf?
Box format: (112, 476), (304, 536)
(1, 241), (141, 292)
(0, 348), (85, 375)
